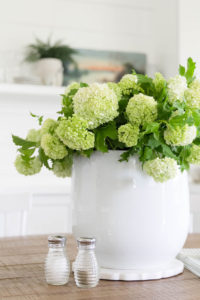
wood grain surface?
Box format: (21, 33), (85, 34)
(0, 234), (199, 300)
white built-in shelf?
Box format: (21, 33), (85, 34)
(0, 83), (65, 97)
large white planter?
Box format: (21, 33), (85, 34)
(72, 151), (189, 280)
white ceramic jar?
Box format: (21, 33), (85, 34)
(72, 151), (189, 271)
(35, 58), (63, 86)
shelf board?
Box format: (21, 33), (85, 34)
(0, 83), (65, 97)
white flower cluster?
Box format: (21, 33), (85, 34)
(73, 83), (119, 129)
(164, 124), (196, 146)
(143, 157), (178, 182)
(119, 74), (139, 95)
(167, 75), (187, 103)
(185, 80), (200, 108)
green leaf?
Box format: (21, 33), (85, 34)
(180, 146), (191, 160)
(169, 112), (194, 127)
(192, 110), (200, 127)
(119, 147), (136, 162)
(95, 122), (118, 152)
(140, 147), (154, 162)
(185, 57), (196, 84)
(30, 112), (43, 125)
(80, 82), (89, 88)
(147, 135), (161, 149)
(161, 144), (177, 160)
(12, 135), (37, 149)
(172, 101), (186, 113)
(142, 122), (160, 135)
(18, 148), (35, 156)
(80, 148), (93, 158)
(194, 137), (200, 145)
(68, 89), (78, 96)
(179, 65), (185, 76)
(137, 74), (153, 85)
(38, 147), (52, 170)
(136, 74), (154, 96)
(58, 95), (73, 118)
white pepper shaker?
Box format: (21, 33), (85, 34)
(45, 235), (70, 285)
(74, 237), (99, 288)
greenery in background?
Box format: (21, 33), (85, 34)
(12, 58), (200, 182)
(24, 37), (77, 66)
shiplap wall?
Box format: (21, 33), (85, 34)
(0, 0), (178, 78)
(178, 0), (200, 76)
(0, 85), (73, 236)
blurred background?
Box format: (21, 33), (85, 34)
(0, 0), (200, 236)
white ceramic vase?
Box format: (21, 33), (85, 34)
(72, 151), (189, 280)
(35, 58), (63, 86)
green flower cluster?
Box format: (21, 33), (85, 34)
(15, 156), (42, 176)
(187, 145), (200, 164)
(185, 80), (200, 108)
(40, 119), (58, 135)
(52, 155), (73, 177)
(118, 123), (139, 147)
(107, 82), (122, 101)
(119, 74), (139, 95)
(164, 124), (196, 146)
(143, 157), (178, 183)
(73, 83), (119, 129)
(167, 75), (187, 103)
(56, 115), (94, 150)
(153, 72), (165, 93)
(41, 133), (68, 159)
(26, 129), (41, 143)
(126, 93), (157, 126)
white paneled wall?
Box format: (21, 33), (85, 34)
(178, 0), (200, 76)
(0, 85), (72, 236)
(27, 191), (72, 235)
(0, 193), (30, 237)
(0, 0), (179, 78)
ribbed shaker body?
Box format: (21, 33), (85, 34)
(74, 238), (99, 288)
(45, 236), (70, 285)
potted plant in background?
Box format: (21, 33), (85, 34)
(12, 58), (200, 280)
(25, 37), (77, 86)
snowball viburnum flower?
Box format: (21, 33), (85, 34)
(56, 115), (95, 150)
(164, 124), (196, 146)
(167, 75), (187, 103)
(185, 80), (200, 109)
(118, 123), (139, 147)
(107, 82), (122, 101)
(187, 144), (200, 164)
(40, 119), (58, 136)
(126, 93), (157, 126)
(41, 133), (68, 160)
(15, 156), (42, 176)
(52, 155), (73, 178)
(73, 83), (118, 129)
(119, 74), (139, 95)
(143, 157), (178, 182)
(26, 129), (41, 143)
(153, 72), (166, 93)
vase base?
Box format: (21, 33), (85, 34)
(100, 259), (184, 281)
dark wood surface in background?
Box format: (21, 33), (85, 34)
(0, 234), (199, 300)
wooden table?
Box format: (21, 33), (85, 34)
(0, 235), (199, 300)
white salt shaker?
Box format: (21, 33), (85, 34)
(74, 237), (99, 288)
(45, 235), (70, 285)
